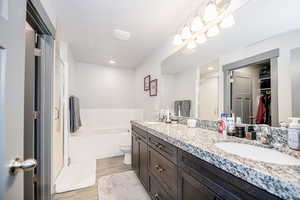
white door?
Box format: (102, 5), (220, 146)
(199, 76), (219, 120)
(0, 0), (31, 199)
(53, 56), (64, 180)
(231, 71), (253, 124)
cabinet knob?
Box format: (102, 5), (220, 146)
(154, 193), (160, 200)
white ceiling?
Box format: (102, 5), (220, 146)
(55, 0), (206, 68)
(162, 0), (300, 74)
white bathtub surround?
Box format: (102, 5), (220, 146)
(55, 160), (96, 193)
(98, 171), (151, 200)
(80, 109), (143, 130)
(69, 109), (143, 163)
(69, 128), (131, 163)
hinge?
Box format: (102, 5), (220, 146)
(32, 174), (39, 183)
(33, 111), (40, 120)
(34, 48), (42, 57)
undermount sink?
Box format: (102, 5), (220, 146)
(215, 142), (300, 166)
(144, 121), (162, 125)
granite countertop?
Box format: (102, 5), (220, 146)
(131, 121), (300, 200)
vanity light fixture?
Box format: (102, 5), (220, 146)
(181, 26), (192, 40)
(172, 0), (235, 49)
(109, 60), (116, 64)
(173, 34), (183, 46)
(196, 34), (207, 44)
(207, 25), (220, 37)
(187, 40), (197, 49)
(220, 15), (235, 28)
(203, 1), (218, 22)
(191, 16), (204, 32)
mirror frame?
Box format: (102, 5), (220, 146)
(223, 48), (279, 126)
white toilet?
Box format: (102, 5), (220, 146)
(120, 131), (132, 165)
(120, 144), (131, 165)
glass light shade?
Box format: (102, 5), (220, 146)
(203, 3), (218, 22)
(186, 40), (197, 49)
(220, 15), (235, 28)
(181, 26), (192, 40)
(207, 25), (220, 37)
(173, 34), (183, 46)
(196, 34), (207, 44)
(191, 16), (204, 32)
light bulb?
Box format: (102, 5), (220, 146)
(203, 2), (218, 22)
(187, 40), (197, 49)
(181, 26), (192, 40)
(220, 15), (235, 28)
(191, 16), (204, 32)
(173, 34), (183, 46)
(207, 25), (220, 37)
(196, 34), (207, 44)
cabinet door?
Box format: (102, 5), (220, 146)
(149, 174), (174, 200)
(178, 170), (220, 200)
(139, 139), (149, 190)
(132, 133), (140, 176)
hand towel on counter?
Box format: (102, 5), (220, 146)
(69, 96), (82, 133)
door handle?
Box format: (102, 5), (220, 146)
(9, 158), (37, 175)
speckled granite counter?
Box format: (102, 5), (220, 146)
(131, 121), (300, 200)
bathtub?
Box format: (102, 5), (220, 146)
(69, 128), (131, 163)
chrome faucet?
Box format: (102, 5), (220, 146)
(255, 125), (272, 145)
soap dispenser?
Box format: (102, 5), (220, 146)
(288, 117), (300, 151)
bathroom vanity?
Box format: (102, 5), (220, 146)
(131, 121), (300, 200)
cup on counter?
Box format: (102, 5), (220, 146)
(187, 119), (197, 128)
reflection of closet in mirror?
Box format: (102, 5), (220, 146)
(224, 49), (279, 127)
(230, 62), (271, 125)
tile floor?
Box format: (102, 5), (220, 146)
(54, 156), (131, 200)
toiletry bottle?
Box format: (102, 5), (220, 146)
(288, 117), (300, 150)
(227, 117), (235, 136)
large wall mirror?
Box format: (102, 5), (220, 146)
(160, 0), (300, 127)
(223, 49), (279, 126)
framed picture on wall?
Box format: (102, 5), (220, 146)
(144, 75), (151, 91)
(150, 79), (158, 96)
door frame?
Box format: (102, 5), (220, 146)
(223, 48), (279, 126)
(25, 0), (56, 199)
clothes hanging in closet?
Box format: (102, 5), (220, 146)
(255, 94), (271, 124)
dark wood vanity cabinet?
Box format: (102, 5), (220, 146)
(178, 169), (221, 200)
(131, 125), (282, 200)
(131, 130), (148, 190)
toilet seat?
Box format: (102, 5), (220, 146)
(120, 145), (131, 152)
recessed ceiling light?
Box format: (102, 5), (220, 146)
(113, 29), (131, 41)
(109, 60), (116, 64)
(208, 67), (214, 71)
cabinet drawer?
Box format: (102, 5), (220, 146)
(148, 134), (177, 164)
(149, 173), (174, 200)
(178, 150), (281, 200)
(149, 147), (177, 198)
(132, 126), (148, 142)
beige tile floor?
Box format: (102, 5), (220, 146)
(54, 156), (131, 200)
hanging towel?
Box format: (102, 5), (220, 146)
(69, 96), (82, 133)
(181, 100), (191, 117)
(174, 100), (191, 117)
(256, 96), (266, 124)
